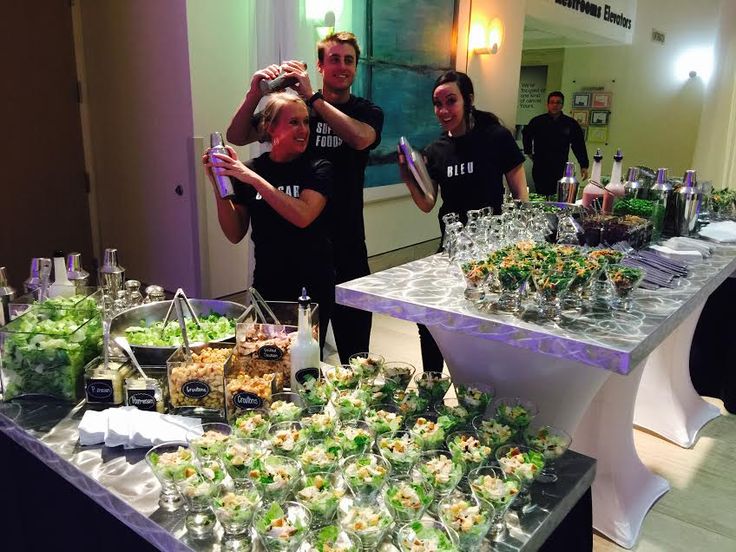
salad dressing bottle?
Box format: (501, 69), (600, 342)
(581, 149), (605, 210)
(49, 250), (76, 298)
(290, 288), (320, 390)
(603, 149), (626, 214)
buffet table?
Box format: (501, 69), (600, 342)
(335, 244), (736, 549)
(1, 396), (596, 551)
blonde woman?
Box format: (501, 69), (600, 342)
(204, 92), (334, 349)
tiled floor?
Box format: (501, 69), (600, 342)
(360, 313), (736, 552)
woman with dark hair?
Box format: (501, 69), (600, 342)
(398, 70), (528, 372)
(204, 92), (334, 350)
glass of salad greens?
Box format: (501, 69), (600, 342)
(294, 471), (345, 528)
(471, 416), (515, 454)
(254, 502), (311, 552)
(530, 264), (575, 321)
(323, 364), (361, 391)
(268, 421), (308, 459)
(393, 389), (429, 417)
(524, 425), (572, 483)
(186, 422), (232, 462)
(492, 397), (538, 435)
(460, 259), (492, 302)
(333, 420), (375, 457)
(605, 264), (645, 311)
(268, 392), (306, 423)
(347, 352), (385, 379)
(495, 258), (531, 313)
(396, 519), (459, 552)
(437, 493), (491, 551)
(455, 383), (495, 417)
(295, 373), (331, 408)
(447, 431), (493, 477)
(221, 437), (269, 482)
(249, 454), (303, 503)
(495, 444), (546, 510)
(211, 478), (261, 536)
(145, 441), (192, 511)
(342, 453), (392, 503)
(406, 413), (454, 451)
(232, 408), (271, 439)
(433, 397), (473, 431)
(299, 438), (343, 475)
(417, 450), (465, 499)
(337, 499), (393, 550)
(416, 371), (451, 408)
(382, 473), (434, 523)
(468, 465), (520, 541)
(363, 403), (404, 436)
(175, 458), (225, 536)
(304, 526), (360, 552)
(380, 361), (416, 392)
(330, 387), (369, 422)
(366, 373), (399, 406)
(376, 430), (422, 474)
(301, 405), (339, 439)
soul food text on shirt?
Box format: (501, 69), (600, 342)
(256, 185), (300, 200)
(314, 122), (343, 148)
(446, 161), (474, 177)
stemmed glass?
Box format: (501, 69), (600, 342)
(525, 425), (572, 484)
(254, 501), (311, 552)
(295, 471), (344, 528)
(382, 472), (434, 523)
(342, 453), (391, 503)
(495, 260), (531, 313)
(380, 361), (416, 392)
(211, 478), (261, 537)
(437, 493), (492, 551)
(338, 497), (393, 551)
(145, 441), (191, 511)
(468, 465), (520, 541)
(396, 519), (459, 552)
(495, 444), (546, 511)
(460, 259), (491, 302)
(441, 212), (460, 256)
(531, 264), (575, 321)
(416, 449), (465, 500)
(175, 458), (224, 537)
(416, 371), (451, 408)
(492, 397), (538, 437)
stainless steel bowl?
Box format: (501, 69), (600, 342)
(109, 299), (247, 366)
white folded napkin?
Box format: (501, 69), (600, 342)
(699, 221), (736, 243)
(78, 407), (203, 448)
(664, 237), (713, 257)
(649, 244), (702, 261)
(78, 410), (108, 446)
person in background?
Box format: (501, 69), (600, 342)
(522, 91), (589, 196)
(205, 92), (334, 350)
(227, 32), (383, 364)
(398, 70), (528, 372)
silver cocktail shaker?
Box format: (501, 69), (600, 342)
(259, 62), (307, 94)
(650, 168), (676, 236)
(66, 252), (90, 294)
(0, 266), (16, 326)
(623, 167), (647, 199)
(673, 170), (701, 236)
(556, 162), (579, 203)
(209, 132), (235, 199)
(99, 248), (125, 299)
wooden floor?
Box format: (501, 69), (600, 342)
(345, 313), (736, 552)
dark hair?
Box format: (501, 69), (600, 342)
(317, 31), (361, 64)
(432, 70), (501, 127)
(548, 91), (565, 103)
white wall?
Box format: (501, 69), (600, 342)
(558, 0), (719, 176)
(692, 0), (736, 189)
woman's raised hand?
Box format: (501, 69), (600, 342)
(204, 145), (257, 185)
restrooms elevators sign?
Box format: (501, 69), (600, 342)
(555, 0), (633, 29)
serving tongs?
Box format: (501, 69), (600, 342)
(173, 295), (193, 360)
(248, 287), (281, 325)
(159, 288), (202, 338)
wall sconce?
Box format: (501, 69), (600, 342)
(316, 11), (335, 40)
(469, 18), (504, 55)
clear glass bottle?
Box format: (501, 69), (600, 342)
(603, 149), (625, 214)
(581, 150), (604, 210)
(84, 356), (133, 408)
(289, 288), (320, 390)
(125, 377), (165, 413)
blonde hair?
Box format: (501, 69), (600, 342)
(258, 92), (307, 142)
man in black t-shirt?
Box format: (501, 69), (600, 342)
(522, 91), (589, 196)
(227, 32), (384, 363)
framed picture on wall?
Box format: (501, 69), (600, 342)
(572, 92), (591, 108)
(587, 126), (608, 143)
(591, 92), (612, 109)
(571, 110), (589, 126)
(590, 110), (610, 125)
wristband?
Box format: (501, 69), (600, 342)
(306, 91), (323, 107)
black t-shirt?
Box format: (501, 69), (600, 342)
(307, 94), (383, 248)
(424, 117), (525, 230)
(521, 112), (589, 168)
(232, 153), (334, 284)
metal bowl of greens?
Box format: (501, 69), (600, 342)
(109, 299), (247, 366)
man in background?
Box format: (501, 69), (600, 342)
(227, 32), (383, 363)
(522, 91), (589, 196)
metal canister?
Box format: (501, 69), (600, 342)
(556, 162), (579, 203)
(99, 248), (125, 298)
(258, 62), (307, 94)
(650, 168), (676, 236)
(623, 167), (647, 199)
(144, 285), (166, 303)
(209, 132), (235, 199)
(0, 267), (16, 326)
(66, 252), (90, 294)
(673, 170), (701, 236)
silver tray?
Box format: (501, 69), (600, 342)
(109, 299), (247, 366)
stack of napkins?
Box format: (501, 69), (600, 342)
(651, 236), (714, 261)
(78, 406), (204, 449)
(699, 221), (736, 243)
